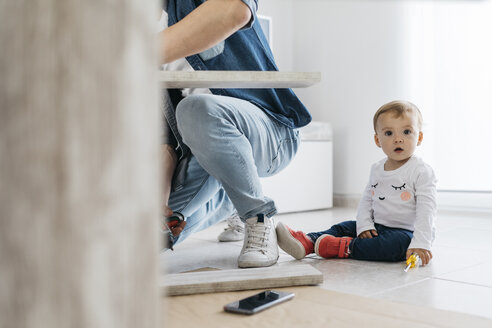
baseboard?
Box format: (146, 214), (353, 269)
(333, 193), (361, 208)
(438, 191), (492, 212)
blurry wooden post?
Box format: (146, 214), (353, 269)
(0, 1), (160, 328)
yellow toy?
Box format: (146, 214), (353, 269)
(404, 253), (421, 272)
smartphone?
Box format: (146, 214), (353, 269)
(223, 290), (294, 315)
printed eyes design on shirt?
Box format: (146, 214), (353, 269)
(372, 182), (411, 202)
(391, 183), (406, 190)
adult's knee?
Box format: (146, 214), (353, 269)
(176, 94), (222, 127)
(175, 94), (222, 145)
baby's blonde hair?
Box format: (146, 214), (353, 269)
(373, 100), (423, 133)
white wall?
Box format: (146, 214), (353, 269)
(261, 0), (492, 208)
(257, 0), (295, 71)
(429, 2), (492, 192)
(292, 0), (434, 198)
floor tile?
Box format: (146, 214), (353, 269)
(410, 245), (492, 278)
(276, 208), (357, 233)
(161, 207), (492, 320)
(162, 239), (242, 274)
(434, 226), (492, 251)
(436, 210), (492, 232)
(436, 260), (492, 287)
(308, 258), (427, 297)
(374, 278), (492, 320)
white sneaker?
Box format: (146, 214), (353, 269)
(218, 214), (244, 242)
(238, 214), (279, 268)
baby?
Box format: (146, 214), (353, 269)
(276, 100), (437, 265)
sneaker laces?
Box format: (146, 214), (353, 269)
(244, 222), (271, 253)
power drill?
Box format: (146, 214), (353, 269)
(163, 212), (185, 250)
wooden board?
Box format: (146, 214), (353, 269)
(165, 286), (492, 328)
(162, 264), (323, 296)
(158, 70), (321, 88)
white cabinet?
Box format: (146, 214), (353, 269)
(261, 121), (333, 213)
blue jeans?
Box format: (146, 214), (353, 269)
(307, 221), (413, 262)
(168, 94), (300, 244)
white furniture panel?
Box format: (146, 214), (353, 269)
(261, 122), (333, 213)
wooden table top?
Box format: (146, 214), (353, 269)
(159, 70), (321, 88)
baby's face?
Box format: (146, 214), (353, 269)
(374, 111), (422, 168)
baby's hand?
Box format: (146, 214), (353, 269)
(358, 229), (378, 239)
(406, 248), (433, 266)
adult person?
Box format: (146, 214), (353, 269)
(161, 0), (311, 268)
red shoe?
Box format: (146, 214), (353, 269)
(276, 222), (314, 260)
(314, 234), (353, 258)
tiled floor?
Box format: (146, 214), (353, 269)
(161, 207), (492, 320)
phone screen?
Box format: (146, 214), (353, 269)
(224, 290), (294, 315)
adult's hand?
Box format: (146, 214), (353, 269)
(163, 205), (173, 217)
(164, 205), (187, 237)
(170, 219), (187, 237)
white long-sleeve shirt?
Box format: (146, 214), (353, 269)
(356, 156), (437, 250)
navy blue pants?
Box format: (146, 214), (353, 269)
(307, 220), (413, 262)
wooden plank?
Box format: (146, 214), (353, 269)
(158, 70), (321, 88)
(165, 286), (492, 328)
(0, 1), (159, 327)
(162, 264), (323, 296)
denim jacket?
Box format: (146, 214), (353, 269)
(163, 0), (311, 192)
